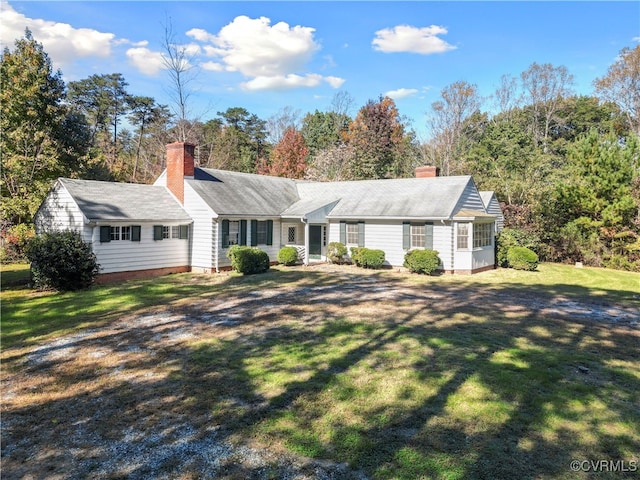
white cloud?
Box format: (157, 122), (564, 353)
(0, 0), (115, 68)
(241, 73), (344, 91)
(189, 15), (339, 91)
(385, 88), (418, 100)
(633, 36), (640, 43)
(372, 24), (456, 54)
(125, 47), (164, 75)
(203, 15), (319, 77)
(201, 61), (225, 72)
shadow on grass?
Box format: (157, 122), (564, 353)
(1, 266), (639, 479)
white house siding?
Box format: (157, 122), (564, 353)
(434, 222), (454, 272)
(216, 218), (283, 269)
(184, 184), (214, 271)
(486, 197), (504, 232)
(327, 220), (453, 269)
(472, 247), (495, 271)
(91, 223), (190, 274)
(34, 183), (91, 242)
(456, 181), (487, 213)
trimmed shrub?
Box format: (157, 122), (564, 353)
(278, 246), (299, 266)
(497, 228), (539, 268)
(404, 249), (441, 275)
(349, 247), (363, 266)
(327, 242), (347, 264)
(350, 247), (385, 269)
(227, 245), (270, 274)
(507, 246), (539, 271)
(25, 230), (101, 291)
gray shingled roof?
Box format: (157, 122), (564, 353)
(187, 168), (300, 216)
(60, 178), (191, 222)
(187, 170), (475, 219)
(294, 176), (474, 219)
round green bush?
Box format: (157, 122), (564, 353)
(351, 247), (385, 269)
(404, 249), (441, 274)
(227, 245), (270, 274)
(507, 246), (539, 271)
(327, 242), (347, 263)
(25, 230), (101, 291)
(278, 246), (299, 266)
(497, 228), (539, 268)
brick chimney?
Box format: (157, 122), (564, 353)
(415, 165), (440, 178)
(166, 142), (195, 204)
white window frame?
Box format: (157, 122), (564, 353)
(473, 223), (493, 248)
(457, 223), (469, 250)
(287, 225), (296, 244)
(121, 226), (131, 241)
(410, 224), (426, 249)
(110, 226), (120, 241)
(346, 223), (359, 245)
(257, 221), (268, 245)
(228, 221), (240, 246)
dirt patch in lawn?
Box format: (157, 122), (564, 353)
(2, 264), (638, 479)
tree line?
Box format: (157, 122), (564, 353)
(2, 30), (639, 270)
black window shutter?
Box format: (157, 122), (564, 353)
(250, 220), (258, 246)
(153, 225), (163, 241)
(179, 225), (189, 239)
(339, 221), (346, 244)
(240, 220), (247, 246)
(221, 219), (230, 248)
(131, 225), (141, 242)
(266, 220), (273, 245)
(357, 221), (365, 247)
(100, 226), (111, 243)
(425, 222), (434, 250)
(402, 222), (410, 250)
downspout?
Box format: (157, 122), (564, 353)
(301, 217), (309, 266)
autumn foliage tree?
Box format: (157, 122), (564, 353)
(346, 96), (412, 179)
(258, 127), (308, 178)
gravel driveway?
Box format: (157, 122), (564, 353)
(2, 265), (637, 479)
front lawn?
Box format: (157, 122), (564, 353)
(1, 263), (638, 479)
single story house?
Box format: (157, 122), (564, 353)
(35, 142), (503, 280)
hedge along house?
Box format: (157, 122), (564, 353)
(154, 142), (500, 274)
(35, 141), (501, 279)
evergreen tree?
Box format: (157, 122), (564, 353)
(0, 29), (89, 224)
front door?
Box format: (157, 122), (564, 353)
(309, 225), (322, 259)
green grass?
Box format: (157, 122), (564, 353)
(2, 263), (639, 479)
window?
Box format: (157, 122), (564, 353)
(257, 221), (268, 244)
(162, 226), (170, 239)
(228, 221), (239, 245)
(457, 223), (469, 249)
(101, 225), (140, 242)
(172, 226), (180, 239)
(473, 223), (492, 248)
(346, 223), (359, 245)
(288, 226), (296, 243)
(411, 224), (426, 248)
(403, 222), (434, 250)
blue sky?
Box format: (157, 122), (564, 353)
(2, 1), (639, 139)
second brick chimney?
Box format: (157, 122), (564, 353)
(415, 165), (440, 178)
(166, 142), (195, 204)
